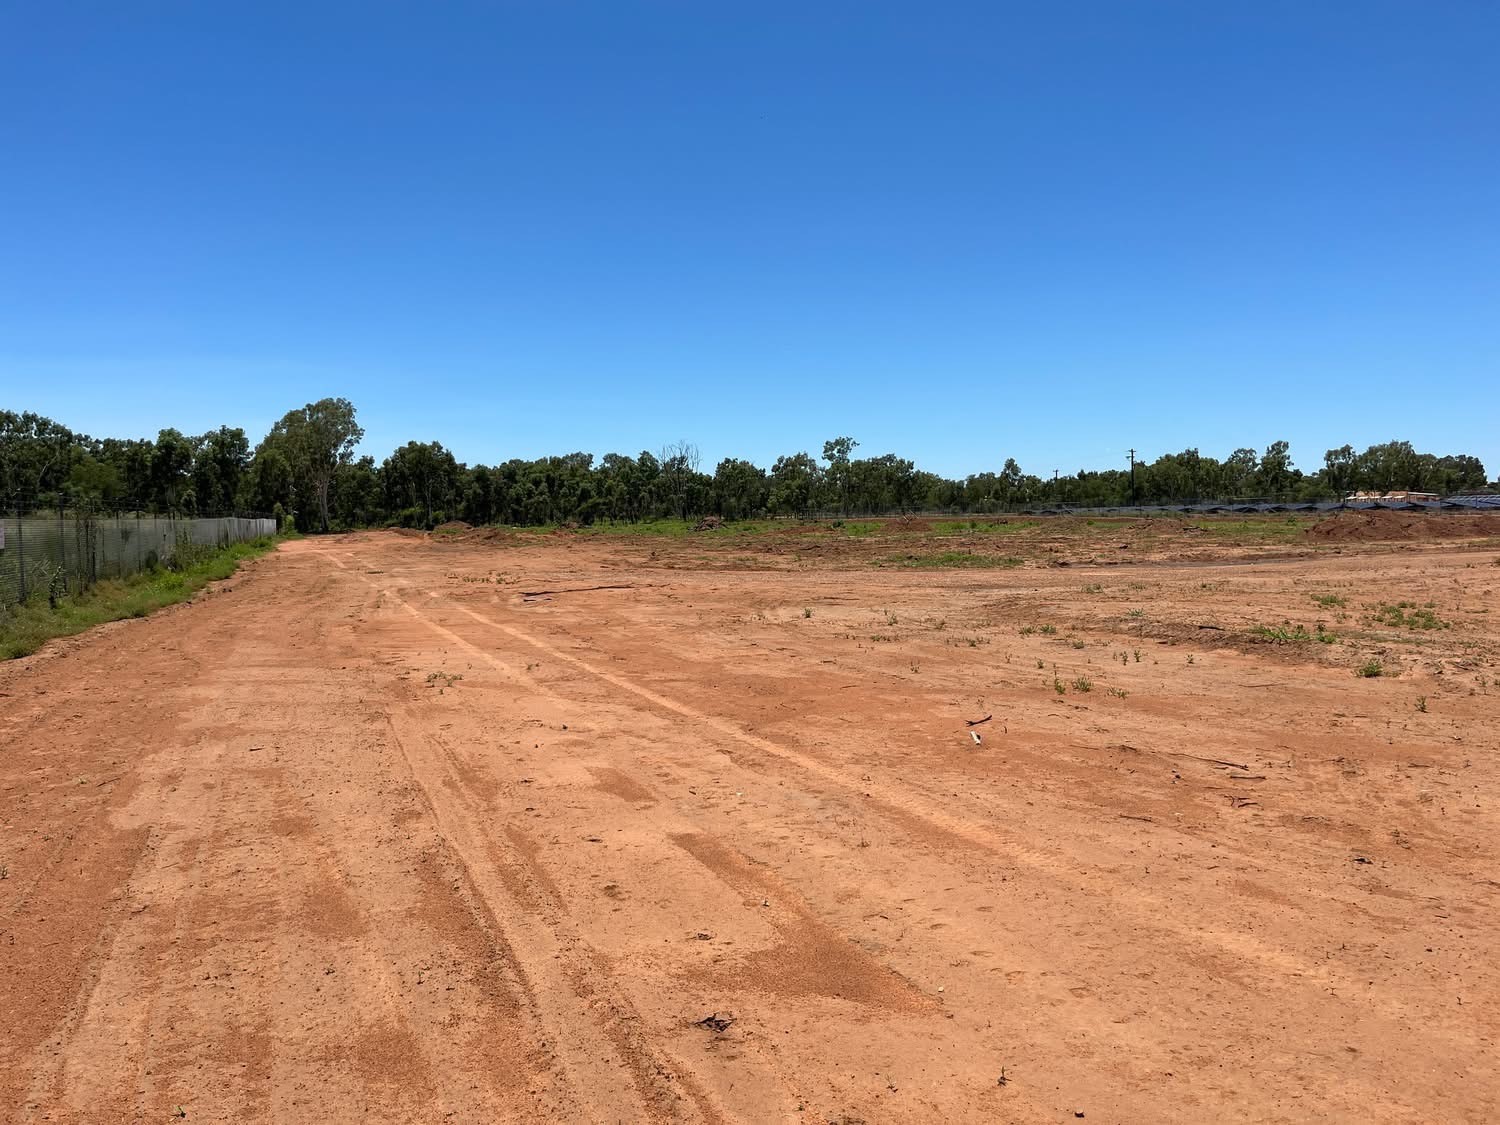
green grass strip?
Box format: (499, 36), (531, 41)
(0, 535), (285, 660)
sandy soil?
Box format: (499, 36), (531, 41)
(3, 521), (1499, 1123)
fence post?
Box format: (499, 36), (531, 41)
(16, 498), (24, 602)
(58, 502), (67, 595)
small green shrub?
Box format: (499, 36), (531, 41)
(1374, 603), (1448, 630)
(1254, 624), (1310, 644)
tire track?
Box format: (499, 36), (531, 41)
(419, 586), (1479, 1047)
(383, 708), (727, 1124)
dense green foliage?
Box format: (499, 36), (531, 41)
(1, 403), (1492, 531)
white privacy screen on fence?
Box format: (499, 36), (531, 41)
(0, 510), (277, 605)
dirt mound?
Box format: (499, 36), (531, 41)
(433, 520), (472, 533)
(1306, 510), (1500, 542)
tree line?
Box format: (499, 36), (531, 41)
(2, 400), (1492, 531)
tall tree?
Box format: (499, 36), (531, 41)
(712, 458), (768, 520)
(1323, 445), (1356, 499)
(258, 398), (363, 531)
(148, 428), (195, 512)
(822, 436), (858, 514)
(190, 426), (250, 513)
(769, 452), (819, 516)
(380, 441), (460, 528)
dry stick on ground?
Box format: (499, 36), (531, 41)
(1113, 743), (1250, 771)
(520, 584), (638, 598)
(965, 714), (994, 727)
(1168, 751), (1251, 770)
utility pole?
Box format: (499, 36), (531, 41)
(1127, 449), (1137, 505)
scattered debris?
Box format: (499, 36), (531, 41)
(1119, 814), (1155, 823)
(1353, 856), (1372, 865)
(1228, 773), (1266, 780)
(696, 1012), (734, 1033)
(996, 1068), (1008, 1087)
(970, 731), (982, 746)
(692, 515), (725, 531)
(964, 714), (993, 727)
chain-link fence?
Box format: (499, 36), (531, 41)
(0, 502), (276, 606)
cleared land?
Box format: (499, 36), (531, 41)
(3, 514), (1499, 1123)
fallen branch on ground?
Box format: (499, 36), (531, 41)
(520, 584), (638, 597)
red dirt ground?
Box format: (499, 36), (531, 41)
(3, 521), (1499, 1122)
(1305, 510), (1500, 542)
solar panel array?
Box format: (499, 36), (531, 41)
(1017, 496), (1500, 517)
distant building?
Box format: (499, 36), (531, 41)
(1344, 491), (1440, 502)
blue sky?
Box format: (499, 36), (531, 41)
(2, 1), (1496, 479)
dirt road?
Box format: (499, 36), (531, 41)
(3, 528), (1498, 1122)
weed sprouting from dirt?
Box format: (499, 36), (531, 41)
(1374, 602), (1449, 630)
(1416, 695), (1428, 712)
(803, 607), (813, 618)
(1254, 624), (1311, 644)
(1313, 593), (1347, 608)
(1072, 675), (1093, 692)
(1356, 659), (1384, 678)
